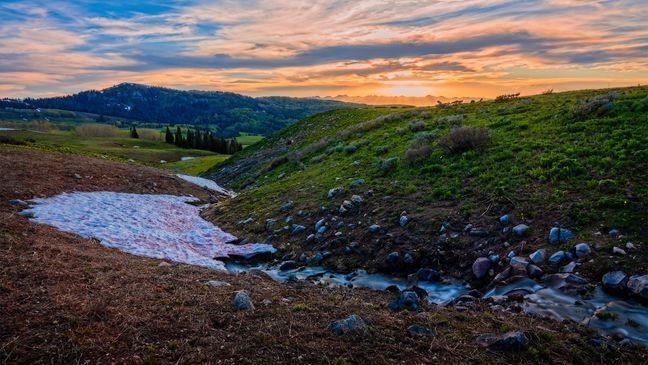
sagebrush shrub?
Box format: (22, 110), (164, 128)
(408, 120), (426, 132)
(380, 157), (399, 172)
(439, 127), (490, 154)
(404, 139), (432, 164)
(435, 114), (463, 126)
(571, 93), (617, 119)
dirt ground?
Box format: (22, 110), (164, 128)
(1, 146), (646, 364)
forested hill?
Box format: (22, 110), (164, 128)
(20, 83), (359, 137)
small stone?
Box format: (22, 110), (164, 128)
(464, 223), (474, 232)
(612, 246), (626, 255)
(350, 195), (363, 205)
(387, 291), (419, 311)
(472, 257), (492, 279)
(18, 211), (34, 218)
(327, 187), (344, 200)
(416, 268), (441, 282)
(399, 215), (409, 227)
(206, 280), (230, 287)
(559, 261), (576, 273)
(315, 218), (326, 232)
(626, 275), (648, 299)
(527, 264), (543, 278)
(73, 173), (82, 180)
(8, 199), (29, 208)
(265, 219), (277, 231)
(279, 201), (294, 212)
(291, 224), (306, 235)
(512, 224), (529, 236)
(529, 249), (546, 264)
(328, 314), (368, 335)
(368, 224), (381, 233)
(499, 215), (509, 225)
(238, 217), (253, 225)
(306, 234), (315, 242)
(601, 271), (627, 292)
(626, 242), (636, 250)
(549, 227), (573, 244)
(469, 228), (488, 237)
(385, 251), (400, 265)
(476, 331), (528, 351)
(403, 253), (414, 265)
(158, 261), (172, 267)
(407, 324), (435, 337)
(350, 179), (365, 189)
(232, 290), (254, 311)
(608, 229), (621, 236)
(548, 251), (568, 265)
(574, 243), (591, 258)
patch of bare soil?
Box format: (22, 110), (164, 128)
(1, 147), (645, 364)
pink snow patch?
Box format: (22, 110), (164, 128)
(22, 192), (275, 270)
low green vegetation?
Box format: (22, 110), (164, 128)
(210, 86), (648, 235)
(162, 155), (229, 175)
(236, 133), (265, 147)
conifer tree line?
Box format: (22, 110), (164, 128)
(164, 126), (243, 154)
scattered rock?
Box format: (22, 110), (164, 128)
(306, 234), (315, 242)
(158, 261), (172, 267)
(574, 243), (591, 258)
(350, 179), (365, 189)
(328, 314), (368, 335)
(548, 251), (568, 265)
(73, 173), (82, 180)
(291, 224), (306, 235)
(608, 229), (621, 236)
(279, 261), (298, 271)
(469, 228), (488, 237)
(327, 187), (344, 200)
(232, 290), (254, 311)
(626, 275), (648, 299)
(350, 195), (363, 205)
(403, 253), (414, 265)
(472, 257), (492, 279)
(601, 271), (627, 292)
(416, 268), (441, 282)
(8, 199), (29, 208)
(476, 331), (528, 351)
(399, 214), (409, 227)
(265, 219), (277, 231)
(549, 227), (573, 244)
(315, 218), (326, 232)
(238, 217), (253, 225)
(529, 249), (546, 264)
(368, 224), (381, 233)
(527, 264), (543, 278)
(279, 201), (294, 212)
(612, 246), (626, 255)
(206, 280), (230, 287)
(385, 251), (400, 265)
(559, 261), (576, 273)
(626, 242), (636, 250)
(512, 224), (529, 236)
(407, 325), (435, 337)
(499, 215), (509, 225)
(387, 291), (419, 311)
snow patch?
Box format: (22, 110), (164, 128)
(22, 192), (274, 271)
(180, 156), (196, 161)
(176, 174), (236, 197)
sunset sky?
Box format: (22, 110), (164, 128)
(1, 0), (647, 99)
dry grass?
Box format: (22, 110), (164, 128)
(75, 123), (121, 137)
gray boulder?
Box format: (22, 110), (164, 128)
(385, 251), (400, 265)
(472, 257), (492, 279)
(549, 227), (573, 244)
(548, 251), (568, 265)
(291, 224), (306, 235)
(407, 325), (435, 337)
(476, 331), (528, 351)
(602, 271), (627, 292)
(327, 187), (344, 200)
(529, 249), (546, 264)
(350, 179), (365, 189)
(279, 201), (294, 212)
(512, 224), (529, 236)
(626, 275), (648, 299)
(328, 314), (368, 335)
(233, 290), (254, 311)
(368, 224), (381, 233)
(574, 243), (591, 258)
(387, 291), (419, 311)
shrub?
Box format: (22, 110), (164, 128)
(75, 123), (120, 137)
(404, 139), (432, 164)
(439, 127), (490, 154)
(380, 157), (399, 172)
(435, 114), (463, 126)
(571, 93), (617, 119)
(344, 144), (357, 154)
(375, 146), (389, 155)
(542, 89), (554, 95)
(414, 130), (437, 141)
(495, 93), (520, 102)
(310, 154), (325, 164)
(137, 129), (162, 141)
(326, 143), (344, 154)
(408, 119), (426, 132)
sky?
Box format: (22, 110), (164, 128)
(1, 0), (647, 99)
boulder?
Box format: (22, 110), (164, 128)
(385, 252), (400, 265)
(350, 179), (365, 189)
(574, 243), (591, 258)
(328, 314), (368, 335)
(407, 325), (435, 337)
(626, 275), (648, 299)
(315, 218), (326, 232)
(387, 291), (419, 311)
(472, 257), (492, 279)
(327, 187), (344, 200)
(548, 251), (568, 265)
(559, 261), (576, 273)
(206, 280), (230, 287)
(601, 271), (627, 292)
(232, 290), (254, 311)
(279, 201), (294, 212)
(291, 224), (306, 235)
(499, 215), (510, 225)
(512, 224), (529, 236)
(416, 268), (441, 282)
(527, 264), (543, 279)
(399, 214), (409, 227)
(368, 224), (381, 233)
(476, 331), (528, 351)
(549, 227), (573, 244)
(529, 249), (546, 264)
(609, 229), (621, 236)
(350, 195), (363, 205)
(403, 253), (414, 265)
(8, 199), (29, 208)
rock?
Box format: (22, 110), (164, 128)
(499, 215), (509, 225)
(307, 253), (325, 265)
(206, 280), (230, 287)
(574, 243), (591, 258)
(399, 214), (409, 227)
(232, 290), (254, 311)
(529, 249), (546, 264)
(279, 261), (298, 271)
(8, 199), (29, 208)
(491, 267), (511, 284)
(464, 223), (474, 232)
(403, 253), (414, 265)
(476, 331), (528, 351)
(387, 291), (419, 311)
(559, 261), (576, 273)
(626, 275), (648, 299)
(350, 195), (363, 205)
(328, 314), (368, 335)
(285, 215), (293, 223)
(368, 224), (381, 233)
(306, 234), (315, 242)
(626, 242), (636, 250)
(385, 252), (400, 265)
(601, 271), (627, 292)
(489, 255), (499, 264)
(73, 173), (82, 180)
(315, 218), (326, 232)
(612, 246), (626, 255)
(18, 211), (34, 218)
(472, 257), (492, 279)
(265, 219), (277, 231)
(158, 261), (172, 267)
(609, 229), (621, 236)
(407, 325), (435, 337)
(416, 268), (441, 282)
(510, 257), (528, 267)
(512, 224), (529, 236)
(527, 264), (543, 278)
(291, 224), (306, 235)
(316, 226), (327, 235)
(350, 179), (365, 189)
(548, 251), (568, 265)
(469, 228), (489, 237)
(238, 217), (253, 225)
(549, 227), (573, 244)
(279, 201), (294, 212)
(327, 187), (344, 200)
(341, 200), (354, 211)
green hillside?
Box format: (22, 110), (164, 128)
(205, 86), (648, 277)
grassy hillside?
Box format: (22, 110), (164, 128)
(205, 86), (647, 278)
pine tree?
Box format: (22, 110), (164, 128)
(165, 126), (173, 143)
(186, 129), (194, 148)
(130, 126), (139, 139)
(194, 129), (202, 149)
(174, 126), (183, 146)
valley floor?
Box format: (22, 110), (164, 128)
(1, 147), (646, 364)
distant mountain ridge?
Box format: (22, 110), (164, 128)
(17, 83), (359, 137)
